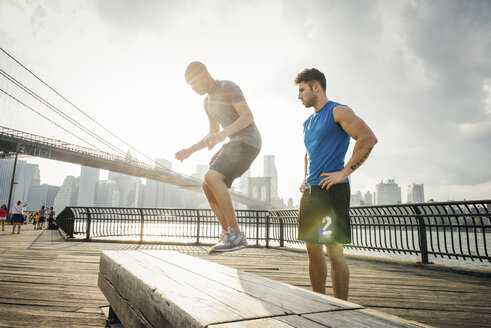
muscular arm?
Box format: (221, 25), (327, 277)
(319, 106), (378, 190)
(299, 152), (308, 192)
(175, 118), (220, 161)
(204, 100), (255, 149)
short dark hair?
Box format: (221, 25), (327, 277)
(294, 68), (326, 91)
(185, 61), (207, 82)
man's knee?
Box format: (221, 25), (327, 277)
(325, 243), (345, 263)
(204, 170), (225, 186)
(306, 242), (324, 259)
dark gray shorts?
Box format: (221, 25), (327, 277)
(209, 141), (260, 188)
(12, 214), (25, 223)
(298, 183), (351, 244)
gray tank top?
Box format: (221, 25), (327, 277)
(204, 80), (261, 150)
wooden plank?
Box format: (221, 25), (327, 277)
(208, 315), (326, 328)
(98, 271), (164, 328)
(303, 309), (433, 328)
(139, 250), (362, 313)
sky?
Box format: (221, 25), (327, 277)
(0, 0), (490, 205)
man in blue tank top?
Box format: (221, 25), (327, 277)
(295, 68), (377, 300)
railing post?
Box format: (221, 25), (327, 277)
(68, 214), (74, 238)
(255, 211), (259, 246)
(266, 212), (270, 248)
(279, 217), (284, 247)
(196, 210), (201, 245)
(414, 206), (429, 264)
(139, 209), (145, 243)
(85, 208), (91, 241)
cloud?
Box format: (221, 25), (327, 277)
(94, 0), (183, 33)
(278, 0), (491, 195)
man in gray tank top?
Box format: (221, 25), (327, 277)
(175, 62), (261, 253)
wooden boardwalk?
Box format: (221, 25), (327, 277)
(0, 228), (489, 328)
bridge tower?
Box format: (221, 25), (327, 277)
(247, 177), (272, 210)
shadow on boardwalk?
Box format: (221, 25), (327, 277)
(0, 228), (489, 327)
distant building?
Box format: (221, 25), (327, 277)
(364, 191), (373, 205)
(95, 180), (120, 207)
(77, 166), (99, 206)
(108, 171), (142, 207)
(53, 176), (79, 212)
(144, 158), (172, 208)
(350, 190), (364, 206)
(143, 159), (206, 209)
(28, 184), (60, 211)
(0, 159), (40, 209)
(191, 164), (208, 180)
(287, 198), (294, 208)
(263, 155), (278, 199)
(375, 179), (401, 205)
(407, 184), (425, 203)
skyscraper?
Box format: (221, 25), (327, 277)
(375, 179), (401, 205)
(364, 191), (373, 205)
(95, 180), (120, 207)
(407, 184), (425, 203)
(28, 184), (60, 211)
(108, 171), (142, 207)
(350, 190), (364, 206)
(54, 176), (79, 212)
(0, 159), (39, 209)
(144, 158), (173, 208)
(77, 166), (99, 206)
(263, 155), (278, 199)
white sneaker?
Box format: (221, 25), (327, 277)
(208, 229), (228, 254)
(211, 227), (247, 253)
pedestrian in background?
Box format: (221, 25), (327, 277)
(0, 204), (7, 231)
(47, 206), (56, 229)
(12, 200), (27, 234)
(38, 205), (46, 230)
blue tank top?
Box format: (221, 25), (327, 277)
(304, 101), (350, 186)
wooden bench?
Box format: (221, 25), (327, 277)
(98, 250), (431, 328)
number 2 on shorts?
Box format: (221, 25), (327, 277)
(321, 216), (332, 238)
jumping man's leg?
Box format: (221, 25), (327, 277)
(325, 243), (349, 300)
(202, 181), (228, 231)
(203, 170), (241, 233)
(306, 242), (327, 294)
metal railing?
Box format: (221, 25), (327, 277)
(57, 200), (490, 264)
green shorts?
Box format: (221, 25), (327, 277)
(298, 183), (351, 244)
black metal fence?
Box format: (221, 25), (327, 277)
(57, 200), (490, 264)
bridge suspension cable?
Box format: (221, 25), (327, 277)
(0, 46), (170, 171)
(0, 88), (102, 151)
(0, 68), (128, 157)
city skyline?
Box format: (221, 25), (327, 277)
(1, 1), (490, 204)
(1, 157), (450, 215)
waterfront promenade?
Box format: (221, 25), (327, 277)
(0, 228), (489, 328)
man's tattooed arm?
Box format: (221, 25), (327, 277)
(350, 147), (373, 171)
